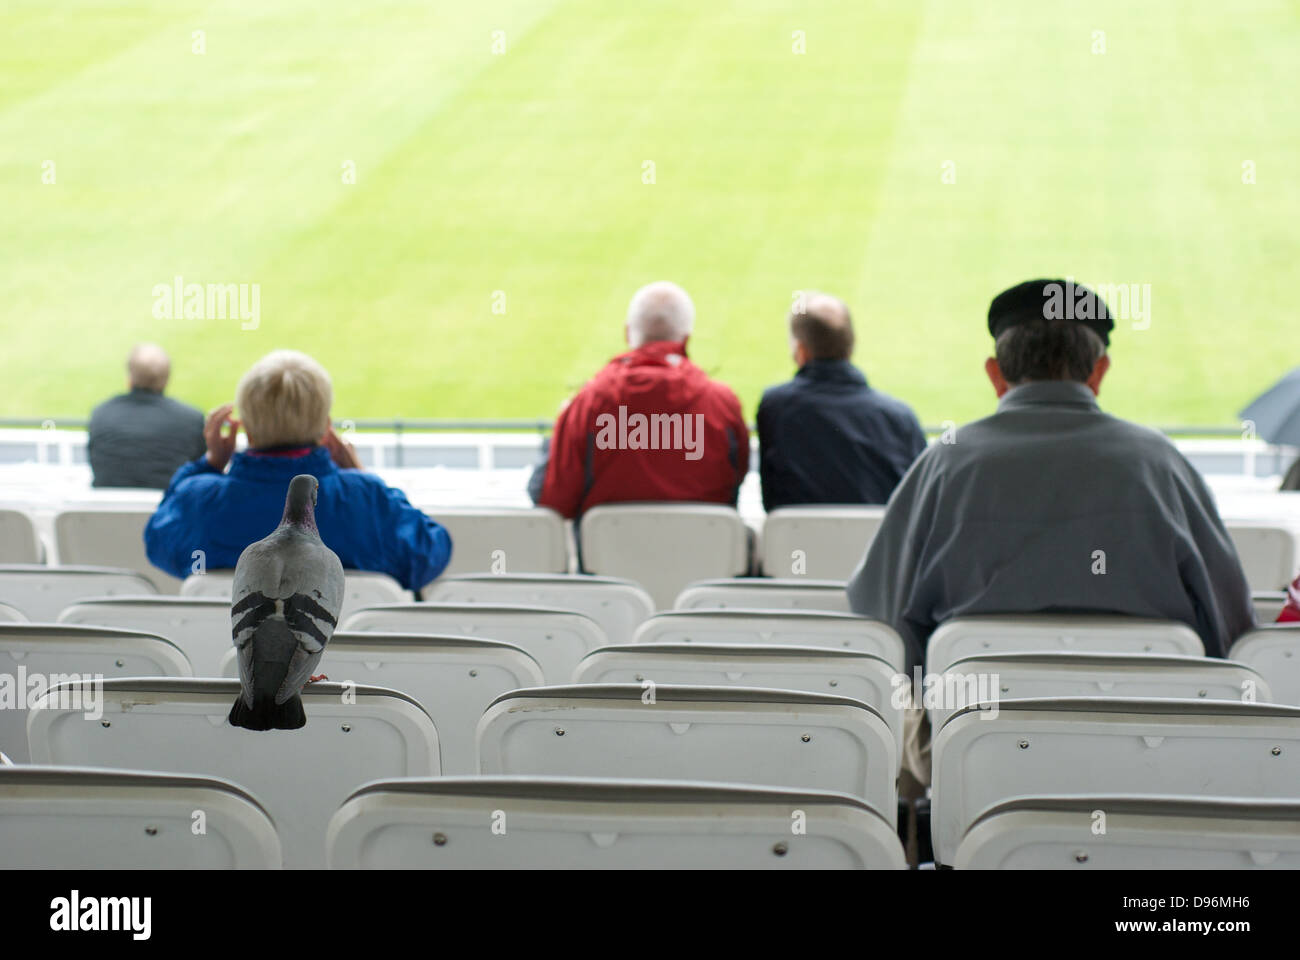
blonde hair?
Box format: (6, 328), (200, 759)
(235, 350), (332, 449)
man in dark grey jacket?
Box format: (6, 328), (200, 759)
(88, 344), (206, 488)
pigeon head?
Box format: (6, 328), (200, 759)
(282, 474), (320, 529)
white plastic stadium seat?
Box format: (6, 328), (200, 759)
(59, 596), (229, 678)
(0, 565), (158, 622)
(327, 778), (906, 870)
(1253, 591), (1288, 623)
(760, 506), (885, 579)
(574, 644), (904, 759)
(930, 697), (1300, 865)
(0, 602), (26, 622)
(924, 615), (1204, 676)
(930, 652), (1269, 729)
(426, 574), (655, 644)
(478, 685), (897, 821)
(54, 509), (182, 593)
(953, 795), (1300, 870)
(0, 510), (41, 563)
(633, 610), (906, 672)
(27, 678), (440, 869)
(0, 767), (282, 869)
(675, 578), (850, 613)
(0, 623), (192, 763)
(181, 568), (410, 620)
(419, 507), (568, 579)
(1231, 625), (1300, 705)
(1226, 522), (1299, 591)
(341, 603), (606, 685)
(579, 504), (750, 610)
(220, 633), (542, 775)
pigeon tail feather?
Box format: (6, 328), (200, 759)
(228, 692), (307, 731)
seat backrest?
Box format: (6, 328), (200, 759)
(478, 684), (897, 820)
(925, 615), (1204, 675)
(181, 568), (410, 620)
(419, 507), (568, 579)
(327, 777), (906, 869)
(579, 504), (750, 610)
(0, 766), (281, 869)
(219, 632), (542, 775)
(426, 574), (655, 644)
(27, 678), (440, 868)
(930, 652), (1269, 729)
(1231, 625), (1300, 706)
(0, 623), (192, 762)
(574, 644), (904, 760)
(760, 507), (884, 579)
(1226, 522), (1299, 591)
(341, 603), (606, 684)
(54, 509), (182, 593)
(0, 510), (41, 563)
(954, 795), (1300, 870)
(633, 610), (906, 672)
(930, 697), (1300, 865)
(0, 602), (26, 623)
(0, 565), (158, 622)
(59, 596), (230, 678)
(674, 578), (850, 613)
(1253, 591), (1287, 623)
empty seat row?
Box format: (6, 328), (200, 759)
(0, 767), (904, 870)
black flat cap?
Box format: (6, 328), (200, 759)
(988, 278), (1114, 346)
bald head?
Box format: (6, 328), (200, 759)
(789, 292), (854, 362)
(127, 343), (170, 392)
(626, 281), (695, 348)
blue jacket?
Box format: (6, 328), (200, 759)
(144, 447), (452, 591)
(757, 359), (927, 511)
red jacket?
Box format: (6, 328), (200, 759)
(535, 341), (749, 519)
(1278, 576), (1300, 622)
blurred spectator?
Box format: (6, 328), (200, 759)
(145, 350), (451, 591)
(528, 281), (749, 519)
(87, 344), (205, 488)
(757, 292), (926, 511)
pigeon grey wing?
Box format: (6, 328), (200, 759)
(275, 641), (326, 704)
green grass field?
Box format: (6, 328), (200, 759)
(2, 0), (1297, 429)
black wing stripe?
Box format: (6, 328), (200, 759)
(288, 592), (338, 628)
(232, 595), (278, 640)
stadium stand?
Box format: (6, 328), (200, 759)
(674, 578), (851, 613)
(426, 573), (655, 644)
(0, 565), (158, 622)
(477, 684), (897, 819)
(632, 610), (906, 672)
(58, 596), (229, 678)
(219, 632), (543, 775)
(326, 778), (907, 870)
(1225, 522), (1300, 591)
(341, 603), (606, 684)
(759, 506), (886, 578)
(417, 506), (568, 579)
(27, 678), (440, 868)
(923, 615), (1205, 675)
(930, 698), (1300, 865)
(578, 503), (751, 609)
(0, 767), (282, 869)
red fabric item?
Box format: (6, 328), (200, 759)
(537, 340), (749, 519)
(247, 446), (315, 459)
(1278, 576), (1300, 622)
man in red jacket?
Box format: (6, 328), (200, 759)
(528, 281), (750, 519)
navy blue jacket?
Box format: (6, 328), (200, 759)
(144, 447), (452, 591)
(757, 360), (927, 511)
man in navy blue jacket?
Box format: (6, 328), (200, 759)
(757, 292), (927, 512)
(145, 350), (451, 592)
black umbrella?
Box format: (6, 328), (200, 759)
(1240, 368), (1300, 446)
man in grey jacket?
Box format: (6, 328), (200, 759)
(848, 279), (1254, 671)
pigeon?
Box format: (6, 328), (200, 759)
(228, 474), (344, 731)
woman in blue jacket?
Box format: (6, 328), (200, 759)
(145, 350), (451, 592)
